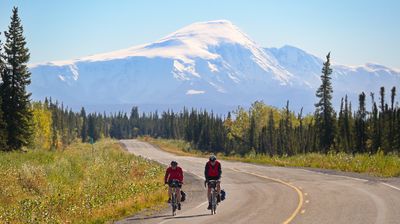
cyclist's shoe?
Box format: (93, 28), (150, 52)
(167, 198), (171, 203)
(178, 203), (181, 210)
(207, 203), (212, 210)
(217, 194), (221, 203)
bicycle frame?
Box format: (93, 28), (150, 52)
(208, 180), (220, 215)
(170, 179), (180, 216)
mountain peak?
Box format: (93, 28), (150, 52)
(37, 19), (256, 67)
(159, 19), (255, 50)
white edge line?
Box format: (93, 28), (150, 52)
(195, 201), (209, 209)
(158, 219), (169, 224)
(299, 169), (368, 182)
(300, 169), (400, 192)
(381, 183), (400, 192)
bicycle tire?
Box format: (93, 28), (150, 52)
(172, 192), (176, 216)
(211, 190), (217, 215)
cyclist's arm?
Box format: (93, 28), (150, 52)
(179, 167), (184, 183)
(164, 168), (170, 184)
(204, 164), (209, 181)
(218, 163), (222, 179)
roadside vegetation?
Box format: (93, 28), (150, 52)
(144, 137), (400, 178)
(0, 139), (167, 223)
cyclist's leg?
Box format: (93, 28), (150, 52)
(168, 183), (172, 202)
(207, 185), (212, 209)
(176, 187), (181, 202)
(216, 182), (221, 202)
(207, 185), (212, 202)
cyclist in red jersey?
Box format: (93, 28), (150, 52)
(204, 155), (222, 210)
(164, 160), (184, 210)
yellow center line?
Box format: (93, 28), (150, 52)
(230, 168), (304, 224)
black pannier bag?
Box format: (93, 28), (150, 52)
(220, 189), (226, 201)
(181, 190), (186, 202)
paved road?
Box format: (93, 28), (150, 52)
(118, 140), (400, 224)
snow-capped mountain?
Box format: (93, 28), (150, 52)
(267, 46), (400, 108)
(29, 20), (400, 113)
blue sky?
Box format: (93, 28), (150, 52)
(1, 0), (399, 68)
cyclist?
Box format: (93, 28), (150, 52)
(204, 154), (222, 210)
(164, 160), (184, 210)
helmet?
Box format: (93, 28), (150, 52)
(171, 160), (178, 166)
(209, 155), (217, 162)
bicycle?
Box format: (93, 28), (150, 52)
(169, 179), (181, 216)
(207, 180), (220, 215)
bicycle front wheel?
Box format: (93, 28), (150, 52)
(172, 193), (176, 216)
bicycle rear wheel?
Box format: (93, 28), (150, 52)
(211, 191), (217, 215)
(172, 193), (176, 216)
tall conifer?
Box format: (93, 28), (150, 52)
(314, 52), (336, 153)
(0, 7), (33, 150)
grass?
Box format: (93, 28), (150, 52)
(0, 139), (168, 223)
(142, 137), (400, 178)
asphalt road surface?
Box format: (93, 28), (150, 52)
(117, 139), (400, 224)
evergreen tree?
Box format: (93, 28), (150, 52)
(337, 97), (346, 152)
(129, 106), (140, 137)
(314, 52), (336, 153)
(80, 107), (88, 142)
(0, 97), (7, 150)
(370, 93), (380, 153)
(355, 92), (367, 153)
(379, 87), (391, 152)
(259, 126), (267, 154)
(379, 87), (385, 113)
(391, 87), (396, 111)
(297, 108), (305, 154)
(396, 109), (400, 152)
(266, 109), (276, 156)
(0, 7), (33, 150)
(248, 115), (256, 150)
(87, 113), (100, 141)
(344, 96), (353, 153)
(389, 87), (396, 151)
(0, 33), (8, 150)
(283, 101), (293, 155)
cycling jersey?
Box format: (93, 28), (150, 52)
(164, 166), (184, 183)
(204, 161), (221, 180)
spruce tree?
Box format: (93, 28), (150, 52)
(248, 115), (256, 150)
(337, 97), (345, 152)
(0, 33), (8, 150)
(80, 107), (88, 142)
(0, 95), (7, 151)
(266, 110), (276, 155)
(314, 52), (336, 153)
(344, 96), (353, 153)
(391, 87), (396, 111)
(370, 93), (380, 153)
(0, 7), (33, 150)
(355, 92), (367, 153)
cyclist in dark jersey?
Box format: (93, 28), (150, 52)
(204, 155), (222, 210)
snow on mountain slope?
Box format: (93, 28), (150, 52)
(268, 45), (400, 107)
(35, 20), (292, 84)
(268, 46), (400, 90)
(29, 20), (400, 113)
